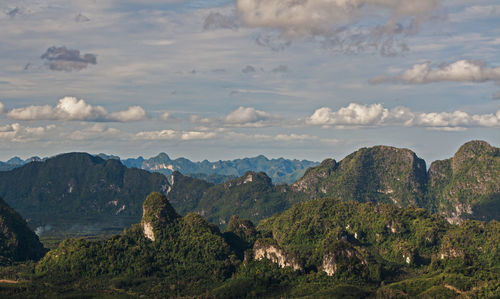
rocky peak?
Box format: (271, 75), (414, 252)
(253, 239), (302, 271)
(141, 192), (179, 241)
(452, 140), (497, 170)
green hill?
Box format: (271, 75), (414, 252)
(4, 193), (497, 298)
(291, 145), (428, 207)
(166, 171), (298, 227)
(34, 192), (235, 297)
(0, 197), (46, 265)
(0, 153), (169, 236)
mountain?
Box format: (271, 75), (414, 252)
(0, 196), (46, 264)
(0, 153), (169, 235)
(166, 171), (298, 226)
(292, 145), (428, 208)
(4, 193), (497, 297)
(0, 156), (42, 171)
(122, 153), (319, 184)
(428, 140), (500, 223)
(291, 141), (499, 223)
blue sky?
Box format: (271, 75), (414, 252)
(0, 0), (499, 163)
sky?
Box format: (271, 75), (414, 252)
(0, 0), (499, 163)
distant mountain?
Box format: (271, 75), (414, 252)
(0, 196), (46, 264)
(0, 156), (42, 171)
(121, 153), (319, 184)
(0, 153), (169, 235)
(1, 153), (319, 185)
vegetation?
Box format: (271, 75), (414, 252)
(1, 193), (497, 298)
(0, 197), (46, 265)
(166, 171), (301, 227)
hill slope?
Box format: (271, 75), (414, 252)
(0, 196), (46, 264)
(166, 171), (297, 226)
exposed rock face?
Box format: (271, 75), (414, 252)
(253, 239), (302, 271)
(322, 241), (367, 276)
(141, 192), (179, 241)
(292, 146), (428, 207)
(428, 140), (500, 223)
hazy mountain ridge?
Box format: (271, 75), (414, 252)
(0, 153), (169, 235)
(1, 153), (319, 185)
(121, 153), (319, 184)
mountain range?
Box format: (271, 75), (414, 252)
(1, 153), (318, 185)
(0, 140), (497, 238)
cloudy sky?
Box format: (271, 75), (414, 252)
(0, 0), (499, 163)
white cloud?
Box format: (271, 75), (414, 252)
(307, 103), (500, 129)
(135, 129), (216, 141)
(374, 60), (500, 84)
(7, 97), (147, 122)
(224, 106), (275, 127)
(0, 123), (54, 142)
(108, 106), (146, 122)
(307, 103), (412, 127)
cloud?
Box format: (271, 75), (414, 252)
(307, 103), (500, 129)
(373, 60), (500, 84)
(75, 13), (90, 23)
(41, 46), (97, 72)
(0, 101), (3, 114)
(224, 106), (275, 127)
(0, 123), (55, 142)
(203, 11), (239, 30)
(272, 65), (289, 73)
(7, 97), (146, 122)
(108, 106), (146, 122)
(159, 112), (171, 121)
(135, 129), (216, 141)
(242, 65), (256, 73)
(493, 92), (500, 100)
(7, 7), (21, 17)
(69, 124), (123, 141)
(236, 0), (439, 55)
